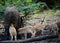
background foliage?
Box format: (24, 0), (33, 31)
(0, 0), (60, 19)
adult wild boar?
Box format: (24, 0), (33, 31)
(4, 6), (21, 40)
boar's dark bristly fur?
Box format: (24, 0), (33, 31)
(4, 6), (21, 40)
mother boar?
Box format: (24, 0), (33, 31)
(4, 6), (21, 40)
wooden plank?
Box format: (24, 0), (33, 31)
(0, 34), (58, 43)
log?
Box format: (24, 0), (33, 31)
(0, 34), (58, 43)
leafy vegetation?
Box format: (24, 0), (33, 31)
(0, 0), (60, 19)
(0, 0), (47, 12)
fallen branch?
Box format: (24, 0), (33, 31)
(0, 34), (58, 43)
